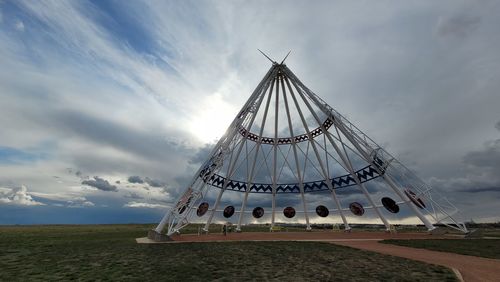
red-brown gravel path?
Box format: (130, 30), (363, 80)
(331, 240), (500, 282)
(165, 231), (443, 242)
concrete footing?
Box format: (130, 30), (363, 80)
(429, 227), (447, 235)
(147, 230), (172, 242)
(464, 229), (482, 238)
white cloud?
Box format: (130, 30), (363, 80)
(66, 200), (95, 208)
(1, 1), (500, 224)
(124, 201), (169, 209)
(31, 191), (95, 208)
(14, 20), (24, 31)
(31, 191), (87, 202)
(0, 185), (45, 206)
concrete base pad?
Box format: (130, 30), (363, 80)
(464, 229), (482, 238)
(137, 237), (158, 244)
(429, 227), (448, 235)
(147, 230), (172, 242)
(136, 231), (450, 244)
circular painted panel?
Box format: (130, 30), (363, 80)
(349, 202), (365, 216)
(381, 197), (399, 213)
(197, 202), (209, 217)
(315, 205), (329, 217)
(252, 207), (264, 219)
(283, 207), (296, 218)
(404, 189), (426, 209)
(223, 205), (235, 218)
(178, 206), (187, 214)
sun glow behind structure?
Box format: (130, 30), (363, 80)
(148, 55), (468, 241)
(188, 93), (238, 143)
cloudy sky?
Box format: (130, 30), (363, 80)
(1, 0), (499, 225)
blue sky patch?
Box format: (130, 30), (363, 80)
(0, 146), (46, 164)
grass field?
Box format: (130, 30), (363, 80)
(481, 228), (500, 238)
(382, 238), (500, 260)
(0, 224), (458, 281)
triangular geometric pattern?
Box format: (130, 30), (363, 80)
(152, 58), (468, 238)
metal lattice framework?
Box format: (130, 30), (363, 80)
(153, 57), (468, 237)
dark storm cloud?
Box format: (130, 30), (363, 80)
(463, 139), (500, 169)
(82, 176), (117, 192)
(430, 126), (500, 214)
(32, 108), (197, 181)
(436, 14), (481, 38)
(48, 110), (191, 162)
(124, 192), (144, 199)
(457, 187), (500, 194)
(128, 176), (144, 184)
(128, 176), (165, 187)
(145, 177), (165, 187)
(188, 143), (214, 165)
(495, 121), (500, 132)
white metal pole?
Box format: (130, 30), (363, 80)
(203, 68), (276, 231)
(329, 114), (435, 230)
(155, 212), (171, 233)
(236, 76), (276, 231)
(271, 73), (280, 230)
(204, 146), (238, 231)
(283, 74), (350, 230)
(287, 76), (391, 231)
(280, 71), (311, 230)
(156, 66), (279, 235)
(289, 72), (436, 230)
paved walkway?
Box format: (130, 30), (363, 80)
(331, 240), (500, 282)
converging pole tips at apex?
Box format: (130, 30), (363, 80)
(257, 49), (292, 65)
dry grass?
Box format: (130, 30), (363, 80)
(0, 224), (457, 281)
(382, 238), (500, 259)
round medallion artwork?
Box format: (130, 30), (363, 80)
(178, 206), (187, 214)
(349, 202), (365, 216)
(381, 197), (399, 213)
(197, 202), (209, 217)
(252, 207), (264, 218)
(404, 189), (426, 209)
(283, 207), (296, 218)
(315, 205), (329, 217)
(223, 205), (235, 218)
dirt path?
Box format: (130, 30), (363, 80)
(331, 240), (500, 282)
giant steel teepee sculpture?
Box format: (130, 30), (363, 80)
(150, 53), (467, 240)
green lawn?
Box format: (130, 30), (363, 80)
(382, 239), (500, 259)
(482, 228), (500, 238)
(0, 225), (457, 281)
